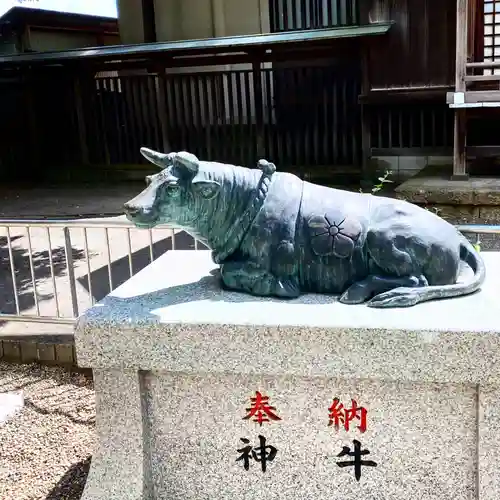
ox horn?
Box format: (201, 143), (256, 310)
(140, 147), (172, 169)
(174, 151), (200, 173)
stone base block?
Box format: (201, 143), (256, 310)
(75, 250), (500, 500)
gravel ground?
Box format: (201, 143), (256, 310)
(0, 362), (95, 500)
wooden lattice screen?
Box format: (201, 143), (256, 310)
(484, 0), (500, 74)
(269, 0), (359, 32)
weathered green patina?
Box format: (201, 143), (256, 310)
(123, 148), (486, 308)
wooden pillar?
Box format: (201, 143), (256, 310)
(211, 0), (226, 38)
(21, 25), (32, 52)
(452, 0), (469, 180)
(360, 47), (371, 183)
(154, 65), (171, 152)
(359, 2), (373, 184)
(259, 0), (271, 33)
(453, 109), (467, 179)
(73, 76), (90, 165)
(23, 71), (40, 171)
(142, 0), (157, 43)
(252, 55), (265, 160)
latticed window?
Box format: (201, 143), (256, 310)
(484, 0), (500, 74)
(269, 0), (359, 32)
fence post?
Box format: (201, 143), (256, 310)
(63, 227), (80, 319)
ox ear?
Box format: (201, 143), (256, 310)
(174, 151), (199, 174)
(140, 147), (173, 169)
(192, 177), (221, 200)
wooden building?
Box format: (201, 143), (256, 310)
(0, 0), (497, 186)
(0, 6), (119, 54)
(447, 0), (500, 179)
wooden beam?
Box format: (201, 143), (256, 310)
(464, 74), (500, 82)
(78, 46), (347, 73)
(28, 25), (118, 36)
(467, 146), (500, 157)
(446, 90), (500, 103)
(455, 0), (468, 92)
(373, 146), (500, 158)
(467, 60), (500, 69)
(452, 109), (468, 179)
(361, 87), (451, 104)
(450, 102), (500, 108)
(371, 148), (452, 157)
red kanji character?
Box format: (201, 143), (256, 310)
(345, 399), (367, 433)
(328, 398), (346, 430)
(243, 391), (282, 426)
(328, 398), (367, 433)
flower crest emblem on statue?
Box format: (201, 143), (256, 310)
(308, 214), (362, 259)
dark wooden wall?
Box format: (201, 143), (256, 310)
(0, 0), (466, 184)
(362, 0), (456, 90)
(83, 61), (363, 170)
(0, 59), (365, 182)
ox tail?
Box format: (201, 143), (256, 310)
(368, 237), (486, 308)
(421, 238), (485, 300)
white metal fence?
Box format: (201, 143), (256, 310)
(0, 218), (204, 327)
(0, 219), (497, 327)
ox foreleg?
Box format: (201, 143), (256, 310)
(219, 261), (300, 298)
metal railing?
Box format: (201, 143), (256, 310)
(0, 218), (202, 326)
(0, 219), (498, 327)
(456, 224), (500, 246)
(457, 224), (500, 233)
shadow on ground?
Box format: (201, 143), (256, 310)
(0, 364), (94, 422)
(0, 236), (85, 322)
(77, 230), (208, 302)
(45, 456), (92, 500)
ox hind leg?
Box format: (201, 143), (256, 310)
(339, 274), (429, 305)
(340, 227), (457, 307)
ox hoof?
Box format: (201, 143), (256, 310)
(274, 279), (300, 298)
(339, 283), (372, 304)
(367, 288), (421, 308)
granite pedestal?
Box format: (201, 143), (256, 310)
(75, 250), (500, 500)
